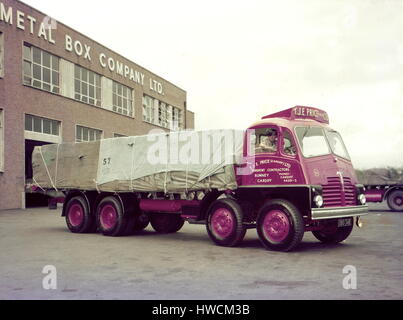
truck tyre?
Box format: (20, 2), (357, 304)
(206, 198), (246, 247)
(387, 189), (403, 212)
(150, 214), (184, 233)
(65, 196), (96, 233)
(312, 218), (354, 244)
(133, 214), (150, 232)
(257, 199), (304, 252)
(96, 196), (131, 237)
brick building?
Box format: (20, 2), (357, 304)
(0, 0), (194, 210)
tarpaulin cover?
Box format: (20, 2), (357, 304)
(32, 129), (245, 193)
(356, 168), (403, 185)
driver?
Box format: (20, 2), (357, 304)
(258, 129), (277, 153)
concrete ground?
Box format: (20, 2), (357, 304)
(0, 203), (402, 300)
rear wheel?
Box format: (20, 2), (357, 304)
(65, 196), (96, 233)
(206, 198), (246, 247)
(387, 189), (403, 212)
(257, 199), (304, 252)
(133, 214), (150, 232)
(312, 218), (354, 244)
(96, 196), (132, 236)
(150, 214), (184, 233)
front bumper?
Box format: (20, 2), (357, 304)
(311, 205), (368, 220)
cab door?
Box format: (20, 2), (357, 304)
(238, 126), (305, 186)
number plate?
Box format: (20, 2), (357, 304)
(338, 218), (352, 227)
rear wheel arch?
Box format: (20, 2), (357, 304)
(62, 191), (95, 217)
(199, 190), (225, 220)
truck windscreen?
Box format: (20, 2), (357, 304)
(295, 127), (330, 158)
(295, 126), (351, 160)
(325, 129), (351, 160)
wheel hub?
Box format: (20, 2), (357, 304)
(394, 196), (403, 206)
(211, 208), (234, 239)
(100, 204), (118, 230)
(68, 204), (84, 227)
(263, 210), (290, 242)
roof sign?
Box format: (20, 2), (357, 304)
(262, 106), (329, 124)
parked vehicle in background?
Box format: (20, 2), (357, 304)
(356, 168), (403, 212)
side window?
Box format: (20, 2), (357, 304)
(283, 130), (297, 156)
(254, 127), (278, 154)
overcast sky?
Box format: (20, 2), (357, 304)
(24, 0), (403, 169)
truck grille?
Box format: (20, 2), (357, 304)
(322, 176), (356, 207)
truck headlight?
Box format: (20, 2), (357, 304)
(358, 193), (366, 205)
(314, 195), (324, 208)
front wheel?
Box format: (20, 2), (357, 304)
(257, 199), (304, 252)
(206, 198), (246, 247)
(387, 189), (403, 212)
(312, 218), (354, 244)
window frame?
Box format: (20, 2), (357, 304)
(142, 94), (155, 124)
(251, 126), (280, 155)
(24, 113), (61, 137)
(280, 128), (298, 158)
(324, 128), (351, 161)
(22, 43), (60, 94)
(112, 81), (134, 117)
(74, 65), (102, 107)
(294, 126), (332, 159)
(75, 125), (103, 143)
(113, 133), (127, 138)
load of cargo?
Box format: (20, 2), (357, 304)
(356, 167), (403, 185)
(32, 129), (244, 193)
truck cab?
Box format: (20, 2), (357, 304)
(230, 106), (368, 250)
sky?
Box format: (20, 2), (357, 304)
(23, 0), (403, 169)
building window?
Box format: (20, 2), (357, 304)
(142, 95), (155, 123)
(74, 65), (101, 107)
(23, 43), (60, 94)
(142, 95), (184, 130)
(0, 32), (4, 78)
(112, 82), (133, 117)
(25, 114), (60, 136)
(172, 106), (183, 131)
(178, 109), (184, 129)
(158, 102), (167, 128)
(114, 133), (127, 138)
(76, 125), (102, 142)
(0, 109), (4, 172)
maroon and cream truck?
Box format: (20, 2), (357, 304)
(32, 106), (368, 252)
(357, 168), (403, 212)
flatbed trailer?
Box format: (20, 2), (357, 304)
(32, 106), (368, 252)
(364, 185), (403, 211)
